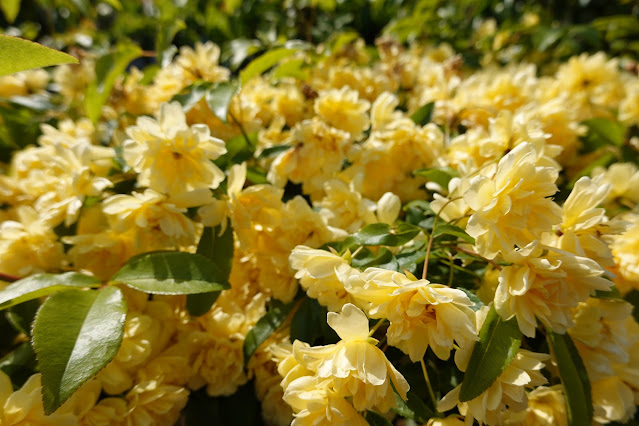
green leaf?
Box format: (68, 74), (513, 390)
(625, 290), (639, 323)
(457, 288), (484, 312)
(155, 18), (185, 66)
(410, 102), (435, 126)
(413, 166), (460, 189)
(580, 118), (626, 152)
(0, 272), (101, 311)
(459, 306), (522, 402)
(172, 81), (211, 111)
(432, 223), (475, 244)
(593, 285), (620, 299)
(289, 297), (338, 345)
(112, 251), (229, 295)
(0, 342), (37, 389)
(205, 81), (239, 123)
(547, 330), (593, 426)
(187, 225), (234, 316)
(5, 298), (40, 335)
(0, 0), (21, 23)
(364, 410), (393, 426)
(0, 35), (78, 77)
(272, 58), (309, 80)
(393, 389), (436, 423)
(243, 300), (295, 365)
(258, 144), (293, 159)
(240, 48), (299, 85)
(85, 42), (142, 123)
(32, 287), (127, 414)
(351, 222), (421, 247)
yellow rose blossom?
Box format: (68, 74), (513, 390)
(464, 141), (561, 259)
(519, 385), (567, 426)
(343, 267), (477, 362)
(289, 245), (360, 311)
(174, 41), (230, 84)
(495, 243), (612, 337)
(0, 68), (48, 97)
(123, 380), (189, 426)
(290, 303), (409, 412)
(0, 205), (65, 276)
(438, 349), (549, 425)
(122, 101), (227, 197)
(611, 214), (639, 284)
(592, 163), (639, 205)
(63, 230), (134, 281)
(314, 87), (370, 140)
(82, 397), (128, 426)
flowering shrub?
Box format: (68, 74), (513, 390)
(1, 3), (639, 425)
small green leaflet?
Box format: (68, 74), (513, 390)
(111, 251), (229, 295)
(240, 48), (300, 85)
(459, 306), (522, 402)
(350, 222), (421, 247)
(393, 390), (436, 423)
(172, 81), (239, 123)
(0, 35), (78, 77)
(364, 410), (393, 426)
(243, 300), (296, 365)
(187, 225), (234, 316)
(32, 287), (126, 414)
(410, 101), (435, 126)
(547, 330), (593, 426)
(0, 0), (21, 23)
(580, 118), (626, 152)
(85, 42), (142, 123)
(0, 272), (101, 311)
(413, 166), (460, 189)
(432, 223), (475, 244)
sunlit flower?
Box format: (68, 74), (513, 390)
(314, 87), (370, 140)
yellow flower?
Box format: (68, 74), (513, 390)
(290, 303), (409, 412)
(495, 244), (612, 337)
(124, 380), (189, 426)
(343, 267), (477, 362)
(289, 245), (359, 312)
(438, 349), (549, 425)
(592, 163), (639, 205)
(314, 87), (370, 140)
(174, 41), (230, 84)
(464, 142), (561, 259)
(122, 101), (227, 197)
(82, 397), (128, 426)
(519, 385), (567, 426)
(63, 230), (134, 281)
(611, 214), (639, 283)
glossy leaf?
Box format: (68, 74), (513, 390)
(258, 144), (293, 159)
(85, 42), (142, 123)
(205, 81), (239, 123)
(5, 298), (40, 335)
(0, 35), (78, 77)
(172, 81), (211, 111)
(112, 251), (229, 295)
(459, 306), (522, 401)
(351, 222), (421, 247)
(0, 342), (37, 388)
(547, 330), (593, 426)
(32, 287), (126, 414)
(432, 223), (475, 244)
(413, 166), (460, 189)
(289, 297), (338, 345)
(240, 48), (299, 85)
(410, 101), (434, 126)
(244, 300), (295, 365)
(187, 225), (234, 316)
(580, 118), (626, 152)
(0, 272), (101, 311)
(364, 410), (393, 426)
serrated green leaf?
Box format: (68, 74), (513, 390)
(244, 300), (295, 365)
(547, 330), (593, 426)
(410, 102), (435, 126)
(0, 35), (78, 77)
(432, 223), (475, 244)
(85, 42), (142, 123)
(240, 48), (299, 85)
(364, 410), (393, 426)
(205, 81), (239, 123)
(187, 225), (234, 316)
(112, 251), (229, 295)
(352, 222), (421, 246)
(459, 306), (522, 402)
(413, 167), (460, 189)
(0, 272), (101, 311)
(32, 287), (126, 414)
(0, 0), (21, 24)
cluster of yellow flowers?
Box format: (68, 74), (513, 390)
(0, 37), (638, 425)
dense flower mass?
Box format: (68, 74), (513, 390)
(1, 13), (639, 425)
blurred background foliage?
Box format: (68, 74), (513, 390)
(2, 0), (639, 70)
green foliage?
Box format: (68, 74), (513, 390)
(187, 225), (234, 316)
(243, 299), (296, 365)
(0, 0), (21, 23)
(0, 272), (101, 310)
(413, 167), (460, 189)
(85, 41), (142, 123)
(0, 342), (37, 390)
(410, 101), (435, 126)
(32, 286), (127, 414)
(547, 330), (593, 426)
(459, 306), (522, 402)
(240, 47), (302, 85)
(289, 297), (338, 345)
(172, 80), (239, 123)
(0, 35), (77, 77)
(112, 251), (230, 295)
(365, 410), (394, 426)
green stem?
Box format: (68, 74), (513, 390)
(421, 358), (437, 408)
